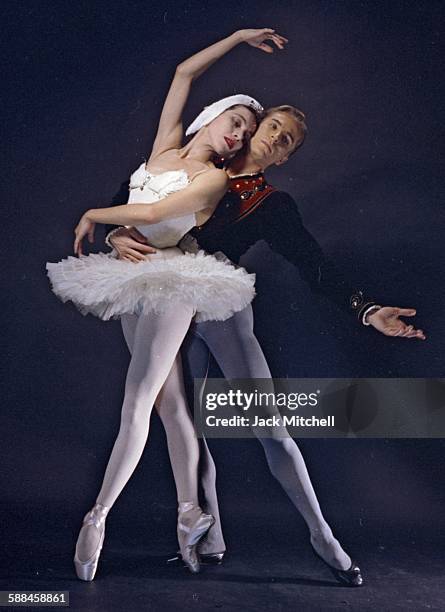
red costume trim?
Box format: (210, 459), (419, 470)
(230, 175), (277, 222)
(196, 174), (276, 231)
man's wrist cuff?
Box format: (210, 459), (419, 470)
(105, 226), (130, 248)
(361, 304), (382, 326)
(105, 227), (120, 248)
(349, 291), (380, 324)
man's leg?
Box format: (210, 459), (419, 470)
(191, 305), (352, 571)
(179, 328), (227, 554)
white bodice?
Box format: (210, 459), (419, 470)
(127, 163), (196, 248)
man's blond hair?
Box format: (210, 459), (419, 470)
(263, 105), (307, 153)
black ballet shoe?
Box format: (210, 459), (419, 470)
(167, 551), (225, 566)
(312, 547), (364, 587)
(199, 552), (225, 565)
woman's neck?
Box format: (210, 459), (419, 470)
(178, 131), (216, 164)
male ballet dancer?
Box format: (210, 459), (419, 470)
(104, 103), (424, 586)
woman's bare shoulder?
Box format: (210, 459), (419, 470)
(190, 167), (229, 189)
(146, 150), (226, 187)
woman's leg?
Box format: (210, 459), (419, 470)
(95, 307), (195, 507)
(193, 305), (352, 571)
(76, 307), (195, 563)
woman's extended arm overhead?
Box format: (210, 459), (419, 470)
(149, 29), (287, 158)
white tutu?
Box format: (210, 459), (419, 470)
(46, 165), (256, 322)
(46, 248), (255, 322)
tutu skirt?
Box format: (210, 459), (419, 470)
(46, 247), (256, 322)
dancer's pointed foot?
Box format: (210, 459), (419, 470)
(310, 530), (364, 587)
(199, 551), (225, 565)
(167, 551), (225, 566)
(310, 527), (351, 570)
(74, 503), (110, 581)
(177, 502), (215, 574)
(312, 546), (364, 587)
(196, 515), (226, 560)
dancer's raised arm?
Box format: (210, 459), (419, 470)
(150, 28), (288, 158)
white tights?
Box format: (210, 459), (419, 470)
(95, 307), (199, 509)
(180, 306), (353, 570)
(89, 305), (351, 571)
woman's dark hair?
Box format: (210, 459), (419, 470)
(228, 104), (264, 128)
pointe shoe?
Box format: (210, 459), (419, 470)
(197, 525), (225, 563)
(311, 546), (364, 587)
(177, 502), (215, 574)
(73, 503), (109, 581)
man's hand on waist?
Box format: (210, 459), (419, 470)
(110, 227), (157, 262)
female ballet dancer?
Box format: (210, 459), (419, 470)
(46, 28), (287, 579)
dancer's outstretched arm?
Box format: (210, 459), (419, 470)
(150, 28), (287, 158)
(255, 191), (426, 339)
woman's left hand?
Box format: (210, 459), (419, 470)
(238, 28), (288, 53)
(74, 213), (96, 256)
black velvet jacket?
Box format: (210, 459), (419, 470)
(105, 173), (374, 320)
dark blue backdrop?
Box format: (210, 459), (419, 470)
(2, 0), (444, 578)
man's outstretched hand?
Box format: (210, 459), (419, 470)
(110, 227), (157, 262)
(367, 307), (426, 340)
